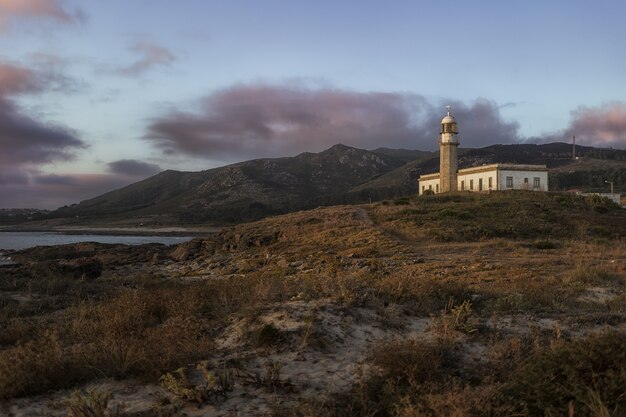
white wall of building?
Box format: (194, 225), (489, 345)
(419, 166), (548, 195)
(419, 177), (440, 194)
(498, 170), (548, 191)
(457, 170), (498, 192)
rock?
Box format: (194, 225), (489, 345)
(169, 238), (204, 261)
(34, 257), (104, 280)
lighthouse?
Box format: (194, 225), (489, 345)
(439, 106), (459, 193)
(419, 106), (548, 195)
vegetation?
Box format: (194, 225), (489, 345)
(26, 142), (624, 227)
(1, 191), (625, 416)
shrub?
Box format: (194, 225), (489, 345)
(500, 331), (626, 417)
(160, 363), (234, 405)
(393, 197), (410, 205)
(533, 240), (558, 249)
(0, 331), (90, 399)
(370, 338), (456, 386)
(67, 389), (118, 417)
(429, 298), (478, 341)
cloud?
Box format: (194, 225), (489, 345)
(0, 59), (80, 96)
(0, 0), (84, 31)
(559, 102), (626, 148)
(107, 159), (161, 177)
(144, 83), (521, 161)
(0, 166), (30, 185)
(116, 41), (176, 76)
(0, 174), (135, 209)
(0, 98), (83, 166)
(0, 63), (41, 95)
(0, 61), (85, 208)
(33, 173), (77, 185)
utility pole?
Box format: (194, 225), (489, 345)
(572, 135), (576, 159)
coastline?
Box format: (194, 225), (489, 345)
(0, 225), (221, 237)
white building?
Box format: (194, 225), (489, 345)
(418, 109), (549, 195)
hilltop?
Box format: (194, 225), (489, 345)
(1, 191), (625, 416)
(7, 142), (623, 228)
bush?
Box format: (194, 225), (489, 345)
(533, 240), (558, 249)
(500, 331), (626, 417)
(370, 338), (456, 385)
(67, 389), (118, 417)
(0, 331), (89, 399)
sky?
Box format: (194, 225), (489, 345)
(1, 0), (626, 208)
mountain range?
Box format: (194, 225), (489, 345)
(48, 142), (625, 225)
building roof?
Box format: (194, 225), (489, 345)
(419, 172), (440, 180)
(441, 114), (456, 124)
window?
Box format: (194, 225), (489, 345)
(533, 177), (540, 188)
(429, 185), (432, 191)
(422, 185), (425, 193)
(488, 177), (493, 189)
(470, 179), (474, 190)
(506, 176), (513, 188)
(479, 178), (483, 191)
(461, 180), (465, 190)
(436, 184), (439, 193)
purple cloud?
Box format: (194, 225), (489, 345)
(0, 62), (85, 208)
(116, 41), (176, 76)
(33, 173), (77, 186)
(0, 99), (83, 165)
(0, 167), (30, 185)
(0, 174), (135, 209)
(107, 159), (161, 177)
(145, 83), (522, 161)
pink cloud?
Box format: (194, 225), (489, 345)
(0, 63), (40, 95)
(116, 41), (176, 76)
(0, 0), (83, 31)
(565, 102), (626, 147)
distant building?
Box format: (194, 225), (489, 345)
(418, 108), (548, 195)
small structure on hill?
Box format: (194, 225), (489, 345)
(418, 108), (548, 195)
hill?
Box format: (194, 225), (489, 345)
(44, 142), (626, 225)
(352, 142), (626, 196)
(2, 192), (625, 415)
(52, 144), (422, 224)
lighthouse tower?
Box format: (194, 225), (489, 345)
(439, 106), (459, 192)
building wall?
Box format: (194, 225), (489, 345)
(419, 167), (548, 195)
(498, 169), (548, 191)
(457, 169), (498, 192)
(419, 177), (440, 195)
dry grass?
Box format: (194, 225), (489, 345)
(1, 192), (625, 414)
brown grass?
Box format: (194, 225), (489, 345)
(1, 192), (625, 412)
